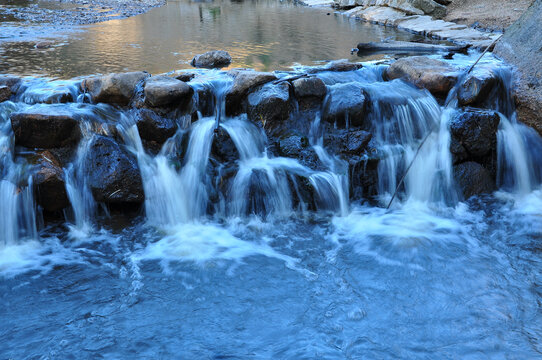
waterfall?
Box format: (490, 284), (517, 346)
(0, 102), (38, 246)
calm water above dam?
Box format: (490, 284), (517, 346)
(0, 0), (430, 78)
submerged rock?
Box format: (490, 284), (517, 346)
(191, 50), (232, 69)
(457, 69), (498, 107)
(323, 83), (367, 127)
(247, 82), (293, 136)
(292, 77), (327, 110)
(82, 71), (150, 106)
(449, 109), (500, 158)
(85, 136), (144, 204)
(453, 161), (495, 199)
(136, 108), (177, 144)
(32, 151), (70, 212)
(10, 105), (82, 148)
(385, 56), (457, 96)
(143, 76), (193, 108)
(226, 70), (277, 115)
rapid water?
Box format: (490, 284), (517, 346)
(1, 56), (542, 358)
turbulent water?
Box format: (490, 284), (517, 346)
(1, 54), (542, 359)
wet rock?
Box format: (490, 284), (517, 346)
(32, 151), (70, 212)
(323, 83), (367, 127)
(385, 56), (458, 96)
(276, 135), (322, 170)
(247, 82), (293, 136)
(22, 87), (74, 104)
(307, 59), (363, 73)
(449, 137), (468, 165)
(85, 136), (144, 204)
(0, 75), (22, 94)
(0, 86), (11, 102)
(226, 70), (277, 115)
(211, 128), (239, 163)
(292, 77), (327, 110)
(191, 50), (232, 69)
(458, 69), (498, 107)
(10, 105), (82, 148)
(136, 108), (177, 144)
(143, 76), (193, 108)
(449, 109), (500, 157)
(453, 161), (495, 199)
(324, 128), (372, 155)
(175, 72), (198, 82)
(82, 71), (150, 106)
(349, 152), (380, 199)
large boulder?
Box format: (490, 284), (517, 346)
(292, 77), (327, 110)
(226, 70), (277, 115)
(136, 108), (177, 144)
(385, 56), (458, 96)
(191, 50), (232, 69)
(81, 72), (150, 106)
(449, 109), (500, 158)
(323, 83), (367, 127)
(247, 82), (293, 136)
(457, 68), (499, 107)
(32, 151), (70, 212)
(10, 105), (82, 148)
(143, 76), (193, 108)
(84, 136), (144, 203)
(494, 0), (542, 136)
(453, 161), (495, 199)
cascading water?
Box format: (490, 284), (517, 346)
(0, 102), (37, 247)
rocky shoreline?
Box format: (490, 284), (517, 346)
(0, 54), (520, 217)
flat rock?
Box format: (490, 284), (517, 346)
(144, 76), (193, 108)
(453, 161), (495, 199)
(82, 71), (150, 106)
(10, 104), (82, 148)
(346, 6), (410, 26)
(449, 109), (500, 158)
(385, 56), (458, 96)
(191, 50), (232, 69)
(336, 0), (446, 18)
(85, 136), (144, 204)
(32, 150), (70, 212)
(307, 59), (363, 73)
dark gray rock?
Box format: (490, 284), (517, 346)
(211, 128), (239, 163)
(453, 161), (495, 199)
(276, 135), (322, 170)
(85, 136), (144, 204)
(247, 82), (293, 136)
(191, 50), (232, 69)
(10, 105), (82, 149)
(323, 83), (367, 127)
(450, 109), (500, 157)
(457, 69), (498, 107)
(449, 137), (468, 165)
(136, 108), (177, 144)
(307, 59), (363, 73)
(82, 71), (150, 106)
(324, 128), (372, 155)
(226, 70), (277, 115)
(32, 150), (70, 212)
(292, 77), (327, 110)
(385, 56), (458, 96)
(494, 0), (542, 135)
(0, 86), (10, 102)
(144, 76), (193, 108)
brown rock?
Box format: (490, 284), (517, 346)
(82, 71), (150, 106)
(32, 151), (70, 212)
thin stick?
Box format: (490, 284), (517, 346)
(386, 128), (434, 210)
(467, 34), (503, 74)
